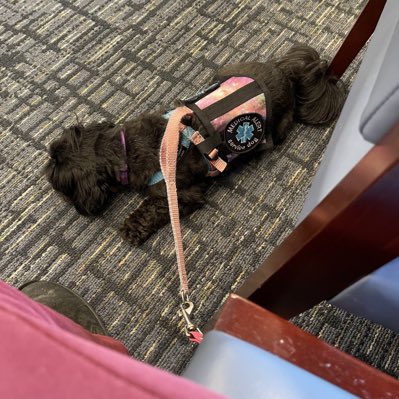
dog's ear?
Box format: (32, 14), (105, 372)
(73, 168), (110, 216)
(69, 125), (84, 150)
(79, 122), (116, 138)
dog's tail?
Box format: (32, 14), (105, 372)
(276, 45), (346, 125)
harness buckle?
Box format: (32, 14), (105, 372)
(207, 148), (219, 161)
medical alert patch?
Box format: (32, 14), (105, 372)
(224, 113), (264, 153)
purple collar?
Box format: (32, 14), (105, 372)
(119, 128), (129, 186)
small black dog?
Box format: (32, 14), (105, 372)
(46, 45), (345, 246)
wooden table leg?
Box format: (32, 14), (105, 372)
(328, 0), (386, 79)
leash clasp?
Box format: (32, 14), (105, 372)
(179, 292), (203, 344)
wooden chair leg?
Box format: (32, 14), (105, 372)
(215, 295), (399, 399)
(328, 0), (386, 78)
(236, 121), (399, 319)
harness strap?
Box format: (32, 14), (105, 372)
(193, 134), (223, 157)
(191, 131), (227, 173)
(200, 81), (263, 121)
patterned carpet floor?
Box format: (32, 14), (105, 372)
(291, 302), (399, 380)
(0, 0), (366, 373)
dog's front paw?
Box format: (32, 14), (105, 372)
(120, 220), (151, 246)
(120, 197), (169, 246)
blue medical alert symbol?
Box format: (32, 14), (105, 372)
(224, 113), (264, 154)
(236, 122), (255, 144)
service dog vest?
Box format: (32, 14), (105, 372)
(185, 75), (272, 159)
(148, 75), (272, 185)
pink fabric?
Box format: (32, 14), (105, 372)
(0, 280), (128, 353)
(195, 76), (266, 132)
(0, 280), (226, 399)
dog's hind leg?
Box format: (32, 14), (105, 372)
(120, 185), (206, 246)
(273, 109), (294, 145)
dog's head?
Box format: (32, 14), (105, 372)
(45, 122), (119, 216)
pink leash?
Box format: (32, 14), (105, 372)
(160, 106), (203, 344)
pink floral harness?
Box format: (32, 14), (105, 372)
(148, 75), (272, 185)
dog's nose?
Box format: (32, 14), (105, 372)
(74, 203), (91, 216)
(50, 150), (61, 163)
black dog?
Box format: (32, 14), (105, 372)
(46, 45), (345, 246)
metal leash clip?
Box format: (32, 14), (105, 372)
(179, 292), (203, 344)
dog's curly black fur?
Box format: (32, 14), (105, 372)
(45, 45), (345, 246)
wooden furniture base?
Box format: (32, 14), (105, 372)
(215, 295), (399, 399)
(237, 122), (399, 318)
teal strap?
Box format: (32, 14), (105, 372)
(148, 171), (165, 186)
(181, 126), (194, 145)
(148, 112), (194, 186)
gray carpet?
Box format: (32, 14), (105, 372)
(291, 302), (399, 380)
(0, 0), (366, 373)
